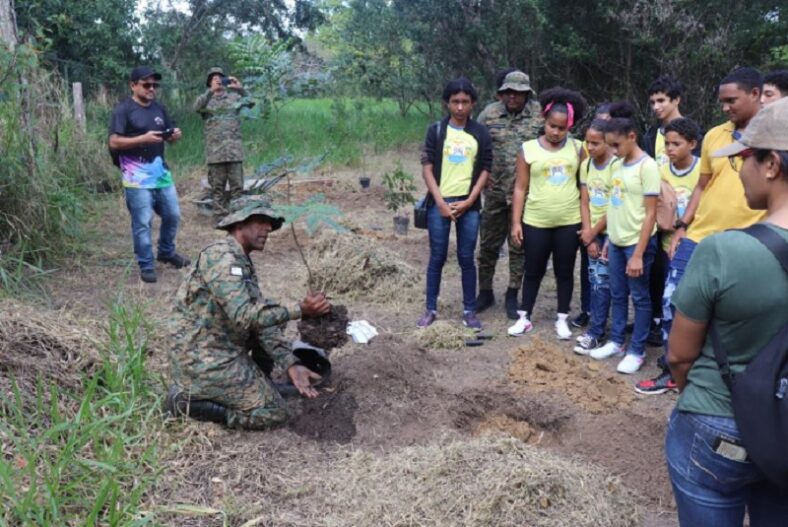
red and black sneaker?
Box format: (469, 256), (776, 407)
(634, 371), (678, 395)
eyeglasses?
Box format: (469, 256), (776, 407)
(728, 148), (754, 172)
(139, 82), (160, 90)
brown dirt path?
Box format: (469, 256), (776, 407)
(43, 146), (679, 526)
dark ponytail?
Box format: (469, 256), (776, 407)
(605, 101), (638, 136)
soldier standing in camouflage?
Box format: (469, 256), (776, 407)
(476, 70), (543, 319)
(167, 195), (331, 430)
(194, 67), (255, 218)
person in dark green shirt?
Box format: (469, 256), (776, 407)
(665, 97), (788, 526)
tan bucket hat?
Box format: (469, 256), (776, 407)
(713, 98), (788, 157)
(216, 195), (285, 231)
(498, 71), (533, 93)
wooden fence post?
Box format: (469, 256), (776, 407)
(72, 82), (86, 132)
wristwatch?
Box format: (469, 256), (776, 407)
(674, 219), (689, 230)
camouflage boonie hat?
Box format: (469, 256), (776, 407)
(216, 195), (285, 231)
(498, 71), (533, 93)
(206, 67), (225, 86)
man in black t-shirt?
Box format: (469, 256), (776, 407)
(108, 66), (190, 283)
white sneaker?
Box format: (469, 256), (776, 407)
(617, 353), (645, 374)
(589, 341), (624, 360)
(507, 311), (534, 336)
(555, 313), (572, 340)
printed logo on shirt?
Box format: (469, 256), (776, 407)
(544, 159), (570, 186)
(154, 116), (164, 127)
(610, 177), (624, 207)
(588, 177), (609, 207)
(676, 185), (693, 217)
(444, 138), (473, 164)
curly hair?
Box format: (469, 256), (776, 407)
(648, 75), (684, 99)
(664, 117), (701, 143)
(538, 87), (588, 127)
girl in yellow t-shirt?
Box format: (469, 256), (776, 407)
(508, 88), (587, 340)
(588, 102), (660, 375)
(574, 119), (619, 354)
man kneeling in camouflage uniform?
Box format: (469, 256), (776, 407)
(166, 195), (331, 430)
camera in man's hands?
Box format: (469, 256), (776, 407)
(221, 76), (232, 87)
(160, 128), (175, 140)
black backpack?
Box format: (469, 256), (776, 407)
(711, 223), (788, 490)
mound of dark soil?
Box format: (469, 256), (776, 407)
(288, 384), (358, 444)
(298, 304), (349, 350)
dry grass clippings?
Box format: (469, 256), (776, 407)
(509, 337), (634, 413)
(414, 319), (475, 351)
(307, 233), (422, 303)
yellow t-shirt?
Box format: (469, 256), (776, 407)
(580, 156), (619, 230)
(686, 122), (767, 243)
(654, 129), (669, 168)
(522, 138), (582, 228)
(607, 155), (661, 247)
(660, 157), (701, 252)
(440, 125), (478, 197)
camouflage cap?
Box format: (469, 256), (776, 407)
(498, 71), (533, 93)
(216, 195), (285, 231)
(206, 67), (225, 86)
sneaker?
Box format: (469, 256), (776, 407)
(589, 341), (624, 360)
(571, 312), (590, 328)
(504, 288), (519, 320)
(647, 321), (664, 347)
(555, 314), (572, 340)
(157, 252), (191, 269)
(417, 310), (437, 328)
(462, 311), (483, 331)
(634, 371), (678, 395)
(507, 311), (533, 336)
(140, 269), (157, 283)
(476, 290), (495, 313)
(573, 334), (601, 355)
(617, 353), (645, 374)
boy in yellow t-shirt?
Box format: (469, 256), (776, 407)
(659, 119), (701, 255)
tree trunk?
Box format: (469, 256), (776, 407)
(0, 0), (17, 49)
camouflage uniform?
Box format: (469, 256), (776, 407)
(477, 98), (543, 290)
(194, 69), (255, 215)
(169, 197), (302, 430)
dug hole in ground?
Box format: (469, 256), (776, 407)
(7, 148), (679, 526)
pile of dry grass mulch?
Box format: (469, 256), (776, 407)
(414, 319), (476, 351)
(152, 435), (640, 527)
(0, 299), (100, 416)
(306, 233), (422, 304)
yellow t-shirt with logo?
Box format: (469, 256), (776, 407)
(660, 157), (701, 252)
(440, 125), (478, 197)
(607, 155), (661, 247)
(654, 129), (669, 168)
(580, 156), (619, 230)
(522, 138), (582, 228)
(686, 121), (766, 243)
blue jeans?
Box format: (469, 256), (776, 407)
(658, 237), (698, 370)
(608, 236), (656, 356)
(665, 409), (788, 526)
(426, 197), (480, 312)
(587, 235), (610, 339)
(124, 186), (181, 270)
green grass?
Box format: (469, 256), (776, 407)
(0, 302), (164, 526)
(164, 97), (433, 173)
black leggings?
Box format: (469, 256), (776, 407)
(521, 223), (580, 315)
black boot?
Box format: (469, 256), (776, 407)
(476, 289), (495, 312)
(164, 385), (226, 424)
(505, 288), (519, 320)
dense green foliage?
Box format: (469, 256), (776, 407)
(322, 0), (788, 128)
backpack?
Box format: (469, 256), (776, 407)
(710, 223), (788, 490)
(656, 179), (678, 232)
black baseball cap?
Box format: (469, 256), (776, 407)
(130, 66), (162, 82)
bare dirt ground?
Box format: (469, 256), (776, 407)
(43, 147), (679, 526)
